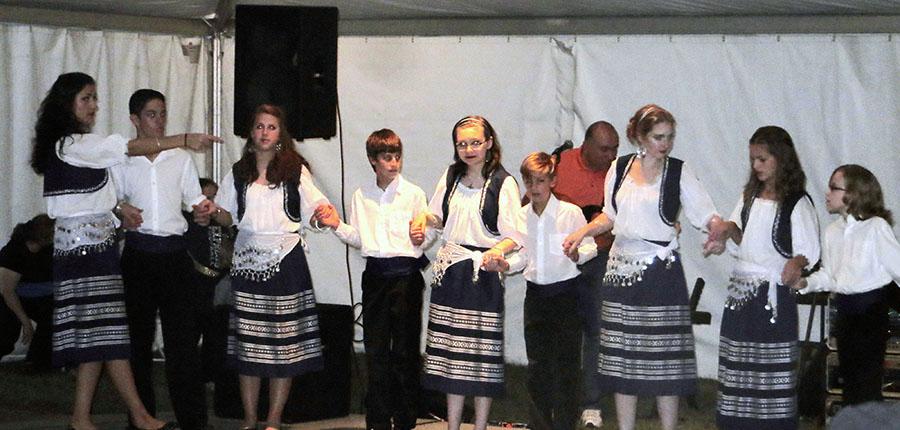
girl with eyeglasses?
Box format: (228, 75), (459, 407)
(793, 164), (900, 406)
(410, 115), (521, 430)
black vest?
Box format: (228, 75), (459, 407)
(42, 141), (109, 197)
(441, 166), (512, 237)
(739, 191), (812, 259)
(233, 165), (302, 223)
(611, 154), (683, 226)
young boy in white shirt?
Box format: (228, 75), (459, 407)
(316, 129), (433, 430)
(492, 151), (597, 430)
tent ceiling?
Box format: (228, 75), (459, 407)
(2, 0), (900, 20)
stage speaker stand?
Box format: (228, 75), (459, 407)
(213, 303), (353, 422)
(233, 5), (338, 140)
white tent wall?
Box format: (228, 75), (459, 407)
(2, 21), (899, 378)
(0, 22), (210, 239)
(218, 33), (900, 377)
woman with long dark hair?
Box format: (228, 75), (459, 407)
(710, 126), (820, 429)
(208, 104), (330, 430)
(31, 72), (218, 430)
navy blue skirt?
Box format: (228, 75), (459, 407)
(423, 258), (505, 397)
(597, 254), (697, 396)
(717, 282), (798, 429)
(52, 245), (131, 367)
(227, 244), (324, 378)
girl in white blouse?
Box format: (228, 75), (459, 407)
(211, 104), (330, 430)
(794, 164), (900, 405)
(564, 104), (729, 430)
(31, 72), (216, 430)
(709, 126), (820, 430)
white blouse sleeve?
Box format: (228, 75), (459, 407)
(601, 158), (620, 222)
(679, 162), (719, 230)
(427, 168), (450, 224)
(180, 156), (205, 208)
(58, 133), (128, 168)
(790, 196), (821, 269)
(496, 176), (522, 244)
(217, 171), (238, 216)
(874, 218), (900, 283)
(298, 165), (329, 225)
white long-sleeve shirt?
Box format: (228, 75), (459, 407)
(427, 168), (521, 248)
(110, 149), (205, 237)
(506, 195), (597, 284)
(46, 133), (128, 219)
(801, 215), (900, 295)
(333, 174), (435, 258)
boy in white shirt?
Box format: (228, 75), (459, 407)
(493, 151), (597, 430)
(316, 129), (433, 430)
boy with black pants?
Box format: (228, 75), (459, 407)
(316, 129), (434, 430)
(494, 152), (597, 430)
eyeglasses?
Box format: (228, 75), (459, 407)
(455, 139), (488, 150)
(828, 185), (846, 191)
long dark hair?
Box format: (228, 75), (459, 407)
(31, 72), (96, 175)
(835, 164), (894, 226)
(233, 104), (309, 187)
(449, 115), (502, 180)
(742, 126), (806, 207)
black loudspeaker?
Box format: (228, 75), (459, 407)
(214, 303), (353, 422)
(233, 5), (338, 140)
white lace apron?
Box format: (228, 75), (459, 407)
(603, 237), (679, 288)
(431, 242), (485, 288)
(725, 260), (782, 323)
(53, 212), (117, 257)
(230, 232), (302, 283)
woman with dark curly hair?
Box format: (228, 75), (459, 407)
(31, 72), (218, 430)
(709, 126), (820, 429)
(208, 104), (331, 430)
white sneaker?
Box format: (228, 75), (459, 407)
(581, 408), (602, 428)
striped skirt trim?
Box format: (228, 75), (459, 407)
(51, 247), (131, 367)
(596, 255), (697, 396)
(716, 282), (798, 429)
(423, 259), (505, 397)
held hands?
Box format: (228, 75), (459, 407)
(781, 256), (807, 287)
(790, 278), (808, 291)
(409, 213), (429, 247)
(702, 238), (726, 257)
(192, 199), (217, 226)
(563, 226), (588, 262)
(481, 249), (509, 272)
(120, 202), (144, 230)
(184, 133), (223, 151)
(313, 203), (341, 229)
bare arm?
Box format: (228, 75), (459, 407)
(0, 268), (32, 344)
(126, 133), (221, 156)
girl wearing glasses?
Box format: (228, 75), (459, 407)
(708, 126), (820, 430)
(410, 115), (521, 430)
(793, 165), (899, 406)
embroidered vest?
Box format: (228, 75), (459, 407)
(42, 142), (108, 197)
(233, 165), (302, 223)
(740, 191), (812, 259)
(611, 154), (683, 226)
(441, 166), (512, 236)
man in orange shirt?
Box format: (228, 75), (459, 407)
(552, 121), (619, 428)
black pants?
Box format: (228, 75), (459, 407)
(835, 293), (889, 406)
(0, 294), (53, 369)
(524, 284), (582, 430)
(577, 251), (608, 409)
(122, 246), (207, 430)
(362, 269), (425, 430)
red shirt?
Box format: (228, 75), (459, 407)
(553, 147), (613, 251)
